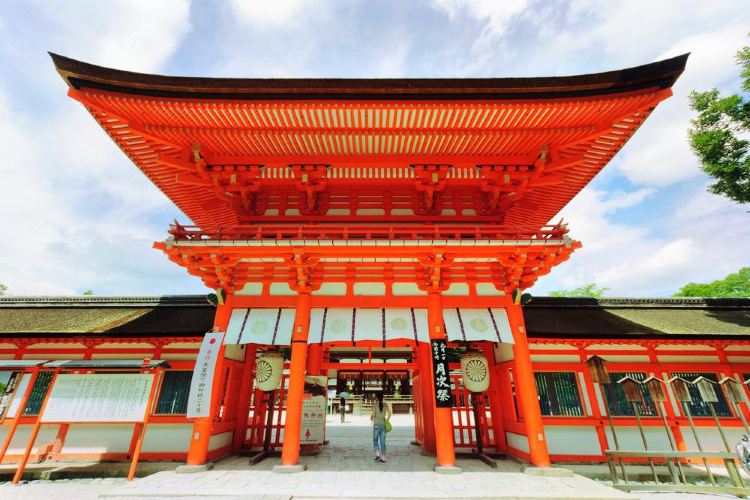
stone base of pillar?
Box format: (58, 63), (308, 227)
(273, 464), (306, 474)
(523, 466), (574, 477)
(434, 465), (462, 474)
(175, 463), (214, 473)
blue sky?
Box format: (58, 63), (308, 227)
(0, 0), (748, 297)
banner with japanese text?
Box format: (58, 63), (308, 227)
(431, 339), (452, 408)
(187, 331), (225, 418)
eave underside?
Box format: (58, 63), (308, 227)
(51, 54), (687, 230)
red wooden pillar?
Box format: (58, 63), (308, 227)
(306, 344), (323, 376)
(277, 291), (311, 472)
(232, 344), (258, 452)
(185, 295), (234, 468)
(506, 302), (551, 468)
(427, 292), (460, 473)
(482, 343), (507, 453)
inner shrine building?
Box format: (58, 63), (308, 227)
(11, 53), (750, 474)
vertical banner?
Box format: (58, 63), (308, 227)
(431, 339), (452, 408)
(187, 331), (225, 418)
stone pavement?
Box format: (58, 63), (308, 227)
(0, 415), (730, 499)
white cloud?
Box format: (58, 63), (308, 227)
(0, 1), (199, 295)
(430, 0), (529, 39)
(616, 24), (750, 187)
(534, 183), (750, 296)
(229, 0), (315, 26)
(39, 0), (191, 73)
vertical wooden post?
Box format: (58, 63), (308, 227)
(185, 296), (234, 467)
(128, 365), (162, 480)
(482, 343), (507, 453)
(306, 344), (323, 376)
(0, 369), (41, 463)
(232, 344), (258, 452)
(578, 350), (609, 456)
(506, 302), (550, 468)
(12, 370), (59, 484)
(277, 291), (311, 471)
(427, 292), (460, 472)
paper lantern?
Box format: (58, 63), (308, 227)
(460, 350), (490, 393)
(256, 351), (284, 392)
(585, 355), (610, 384)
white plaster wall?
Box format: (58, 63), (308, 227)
(545, 426), (601, 456)
(4, 424), (60, 454)
(142, 424), (193, 453)
(506, 431), (529, 453)
(61, 424), (134, 454)
(604, 426), (672, 451)
(208, 431), (234, 451)
(681, 426), (746, 452)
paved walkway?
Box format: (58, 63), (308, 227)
(0, 415), (733, 499)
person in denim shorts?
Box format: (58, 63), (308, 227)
(370, 391), (392, 462)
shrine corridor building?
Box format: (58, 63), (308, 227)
(3, 53), (749, 473)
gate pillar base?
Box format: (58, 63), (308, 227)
(434, 465), (462, 474)
(273, 464), (306, 474)
(175, 463), (214, 473)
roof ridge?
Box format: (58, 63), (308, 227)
(0, 295), (212, 308)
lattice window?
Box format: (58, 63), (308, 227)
(534, 372), (583, 417)
(604, 372), (658, 417)
(22, 371), (54, 416)
(155, 371), (193, 415)
(672, 372), (731, 417)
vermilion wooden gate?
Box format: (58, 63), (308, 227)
(451, 372), (496, 450)
(245, 373), (289, 450)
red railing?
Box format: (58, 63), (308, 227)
(168, 222), (569, 242)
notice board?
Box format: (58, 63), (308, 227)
(300, 375), (327, 444)
(41, 373), (154, 423)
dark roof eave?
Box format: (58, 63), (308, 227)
(49, 52), (689, 101)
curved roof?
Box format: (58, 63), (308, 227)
(50, 54), (688, 229)
(51, 53), (688, 101)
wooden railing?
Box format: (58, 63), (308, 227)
(168, 222), (570, 242)
(606, 450), (749, 496)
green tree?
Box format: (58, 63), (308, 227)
(0, 283), (6, 295)
(688, 41), (750, 204)
(674, 267), (750, 297)
(549, 283), (608, 298)
(83, 290), (94, 295)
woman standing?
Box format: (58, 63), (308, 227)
(370, 392), (392, 462)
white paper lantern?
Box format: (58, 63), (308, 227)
(256, 351), (284, 392)
(460, 350), (490, 393)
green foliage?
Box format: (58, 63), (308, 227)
(688, 42), (750, 204)
(549, 283), (608, 298)
(674, 267), (750, 297)
(83, 290), (94, 295)
(0, 283), (6, 295)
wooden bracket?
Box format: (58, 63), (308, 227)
(412, 164), (451, 212)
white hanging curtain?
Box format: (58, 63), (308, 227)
(442, 308), (514, 343)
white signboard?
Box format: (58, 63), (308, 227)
(41, 374), (154, 423)
(300, 375), (327, 445)
(187, 331), (225, 418)
(300, 396), (326, 444)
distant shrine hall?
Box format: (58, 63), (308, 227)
(2, 53), (750, 477)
